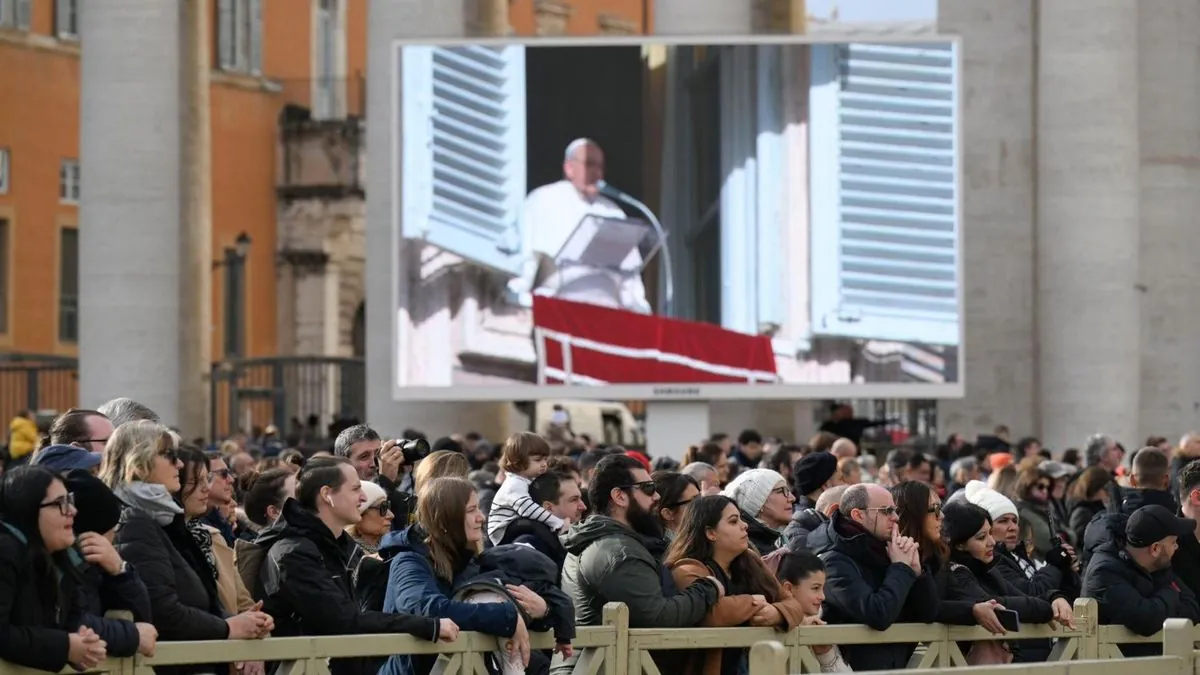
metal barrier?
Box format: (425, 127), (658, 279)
(0, 598), (1195, 675)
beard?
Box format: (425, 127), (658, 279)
(627, 498), (664, 539)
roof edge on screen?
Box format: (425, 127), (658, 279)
(390, 382), (964, 403)
(388, 32), (961, 49)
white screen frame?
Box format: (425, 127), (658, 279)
(389, 32), (964, 403)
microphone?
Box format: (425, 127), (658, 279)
(591, 180), (674, 317)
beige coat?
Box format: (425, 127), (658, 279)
(204, 525), (254, 614)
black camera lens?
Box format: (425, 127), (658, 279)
(401, 438), (431, 464)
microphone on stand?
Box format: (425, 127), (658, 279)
(594, 180), (674, 317)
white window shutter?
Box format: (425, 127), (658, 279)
(249, 0), (263, 74)
(217, 0), (235, 69)
(15, 0), (30, 29)
(809, 42), (960, 346)
(400, 45), (527, 276)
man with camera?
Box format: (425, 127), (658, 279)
(332, 425), (430, 530)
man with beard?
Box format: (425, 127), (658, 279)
(553, 454), (723, 674)
(1083, 504), (1200, 656)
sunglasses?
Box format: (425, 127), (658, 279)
(158, 448), (178, 463)
(41, 492), (76, 517)
(927, 503), (943, 515)
(366, 503), (392, 517)
(1034, 482), (1051, 491)
(209, 468), (233, 482)
(866, 506), (899, 517)
(663, 497), (695, 510)
(621, 481), (658, 497)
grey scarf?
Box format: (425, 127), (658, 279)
(114, 481), (184, 526)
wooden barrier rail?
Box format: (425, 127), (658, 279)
(0, 597), (1194, 675)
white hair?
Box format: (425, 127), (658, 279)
(1181, 432), (1199, 448)
(563, 137), (598, 162)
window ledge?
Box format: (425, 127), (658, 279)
(211, 69), (282, 93)
(0, 28), (80, 57)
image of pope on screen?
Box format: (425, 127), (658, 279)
(394, 41), (962, 391)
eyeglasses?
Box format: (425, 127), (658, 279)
(367, 503), (391, 517)
(621, 481), (658, 497)
(1034, 482), (1051, 491)
(663, 497), (695, 510)
(41, 492), (76, 517)
(770, 486), (792, 498)
(209, 468), (233, 482)
(158, 448), (178, 463)
(927, 503), (943, 516)
(866, 506), (899, 517)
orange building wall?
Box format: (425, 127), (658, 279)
(508, 0), (651, 35)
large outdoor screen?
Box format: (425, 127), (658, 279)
(391, 36), (963, 401)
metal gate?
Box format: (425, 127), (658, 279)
(0, 354), (79, 418)
(210, 357), (365, 440)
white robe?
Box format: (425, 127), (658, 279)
(507, 180), (651, 314)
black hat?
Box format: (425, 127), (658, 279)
(793, 452), (839, 497)
(64, 469), (125, 536)
(1126, 505), (1196, 548)
(941, 501), (991, 547)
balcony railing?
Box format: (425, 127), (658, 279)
(276, 77), (366, 200)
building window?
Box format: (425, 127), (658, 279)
(0, 148), (9, 195)
(0, 0), (31, 30)
(217, 0), (263, 75)
(60, 159), (80, 204)
(0, 219), (8, 335)
(313, 0), (341, 119)
(59, 228), (78, 343)
(56, 0), (79, 39)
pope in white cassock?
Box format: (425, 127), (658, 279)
(506, 138), (653, 314)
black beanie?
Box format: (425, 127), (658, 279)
(941, 501), (991, 548)
(65, 469), (125, 536)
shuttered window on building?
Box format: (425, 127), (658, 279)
(809, 42), (960, 347)
(399, 45), (527, 276)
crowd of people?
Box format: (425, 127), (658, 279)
(2, 399), (1199, 675)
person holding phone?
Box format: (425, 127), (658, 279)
(940, 502), (1058, 664)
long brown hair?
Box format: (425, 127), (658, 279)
(416, 477), (479, 581)
(664, 495), (780, 601)
(892, 480), (949, 565)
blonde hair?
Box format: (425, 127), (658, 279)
(416, 477), (479, 581)
(98, 420), (177, 489)
(414, 450), (470, 495)
(988, 465), (1020, 498)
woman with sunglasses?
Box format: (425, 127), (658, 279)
(100, 421), (274, 673)
(1014, 465), (1056, 562)
(652, 471), (700, 541)
(720, 469), (794, 555)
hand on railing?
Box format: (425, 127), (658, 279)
(1050, 597), (1077, 631)
(68, 626), (107, 670)
(505, 615), (531, 668)
(135, 621), (158, 657)
(226, 601), (274, 639)
(972, 600), (1008, 635)
(799, 615), (835, 655)
(235, 660), (265, 675)
(437, 618), (460, 643)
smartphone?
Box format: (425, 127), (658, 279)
(995, 608), (1020, 632)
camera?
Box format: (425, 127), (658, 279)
(400, 438), (431, 464)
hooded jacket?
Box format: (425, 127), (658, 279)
(252, 499), (438, 675)
(784, 507), (826, 552)
(378, 525), (519, 675)
(553, 515), (719, 675)
(807, 510), (939, 671)
(1082, 484), (1178, 566)
(943, 550), (1055, 661)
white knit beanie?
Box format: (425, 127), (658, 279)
(358, 480), (389, 514)
(722, 469), (787, 517)
(962, 480), (1018, 521)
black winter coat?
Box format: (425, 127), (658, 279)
(1083, 536), (1200, 656)
(807, 511), (939, 671)
(1068, 500), (1104, 549)
(78, 557), (153, 657)
(943, 551), (1054, 661)
(1082, 486), (1178, 567)
(784, 508), (825, 552)
(498, 517), (568, 575)
(114, 508), (230, 639)
(0, 523), (135, 672)
(252, 499), (439, 675)
(458, 543), (576, 645)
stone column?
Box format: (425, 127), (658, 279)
(1137, 0), (1200, 439)
(1037, 1), (1140, 450)
(935, 0), (1037, 438)
(79, 1), (183, 422)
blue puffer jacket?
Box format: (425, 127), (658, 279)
(378, 526), (519, 675)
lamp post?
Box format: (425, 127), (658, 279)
(223, 232), (252, 359)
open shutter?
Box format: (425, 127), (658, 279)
(248, 0), (263, 74)
(217, 0), (234, 69)
(809, 42), (960, 346)
(15, 0), (30, 29)
(400, 45), (527, 276)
